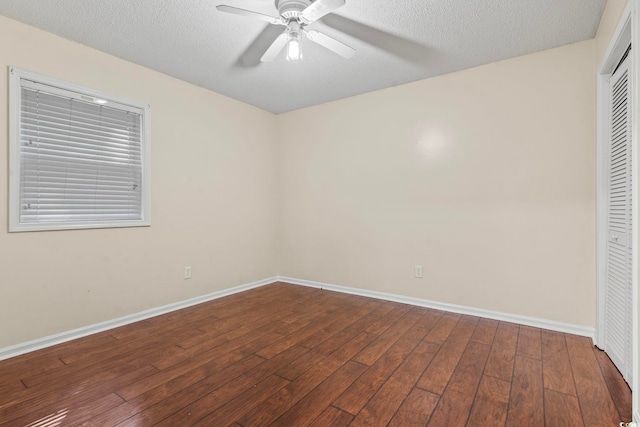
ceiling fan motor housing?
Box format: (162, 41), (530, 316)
(277, 0), (312, 20)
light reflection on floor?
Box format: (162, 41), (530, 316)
(25, 408), (68, 427)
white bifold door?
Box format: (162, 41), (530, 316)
(605, 51), (633, 384)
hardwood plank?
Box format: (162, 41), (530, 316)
(119, 345), (308, 426)
(107, 310), (215, 349)
(83, 355), (265, 427)
(314, 303), (405, 356)
(516, 325), (542, 360)
(332, 318), (436, 415)
(363, 304), (413, 335)
(276, 331), (376, 381)
(423, 312), (461, 344)
(152, 316), (290, 370)
(265, 289), (338, 327)
(351, 341), (440, 426)
(174, 308), (281, 349)
(323, 330), (379, 363)
(158, 374), (290, 427)
(118, 346), (245, 401)
(350, 372), (415, 427)
(236, 359), (348, 426)
(565, 335), (621, 427)
(541, 330), (576, 396)
(352, 308), (424, 365)
(205, 286), (308, 320)
(427, 341), (490, 426)
(116, 330), (283, 400)
(416, 316), (479, 394)
(194, 369), (303, 426)
(387, 388), (440, 427)
(272, 320), (305, 335)
(0, 379), (25, 397)
(309, 406), (354, 427)
(267, 361), (367, 427)
(255, 312), (352, 359)
(279, 291), (351, 321)
(161, 324), (282, 372)
(1, 331), (116, 371)
(505, 356), (544, 427)
(297, 302), (378, 349)
(0, 364), (158, 425)
(278, 303), (337, 326)
(238, 328), (377, 426)
(2, 392), (123, 427)
(470, 317), (499, 345)
(544, 388), (584, 427)
(0, 355), (65, 387)
(333, 347), (408, 415)
(3, 333), (119, 378)
(402, 309), (443, 338)
(398, 340), (440, 378)
(593, 347), (632, 422)
(67, 328), (201, 364)
(18, 337), (182, 390)
(185, 284), (309, 325)
(275, 349), (328, 382)
(190, 306), (282, 336)
(484, 322), (519, 382)
(466, 375), (511, 427)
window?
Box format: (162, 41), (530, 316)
(9, 67), (150, 232)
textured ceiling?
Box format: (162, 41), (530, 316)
(0, 0), (606, 114)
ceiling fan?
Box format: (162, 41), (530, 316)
(216, 0), (355, 62)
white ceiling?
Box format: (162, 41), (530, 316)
(0, 0), (606, 114)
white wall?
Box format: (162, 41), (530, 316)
(278, 40), (597, 327)
(0, 15), (279, 348)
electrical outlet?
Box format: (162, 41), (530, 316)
(184, 266), (192, 279)
(414, 265), (423, 278)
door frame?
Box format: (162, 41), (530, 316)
(596, 0), (638, 421)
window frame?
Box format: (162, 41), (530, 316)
(8, 67), (151, 232)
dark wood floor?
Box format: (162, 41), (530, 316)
(0, 282), (632, 426)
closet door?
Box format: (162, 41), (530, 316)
(605, 52), (633, 383)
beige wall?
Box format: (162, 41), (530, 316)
(0, 16), (279, 348)
(278, 40), (597, 327)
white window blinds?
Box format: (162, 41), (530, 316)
(9, 68), (150, 232)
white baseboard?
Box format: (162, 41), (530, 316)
(277, 276), (595, 339)
(0, 276), (279, 361)
(635, 411), (639, 423)
(0, 275), (596, 361)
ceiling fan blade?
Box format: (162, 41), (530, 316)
(305, 30), (355, 59)
(236, 24), (287, 67)
(321, 14), (430, 63)
(300, 0), (345, 24)
(261, 31), (289, 62)
(216, 5), (284, 25)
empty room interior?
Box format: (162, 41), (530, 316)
(0, 0), (639, 425)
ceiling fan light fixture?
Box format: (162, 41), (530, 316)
(286, 36), (302, 61)
(285, 21), (303, 62)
